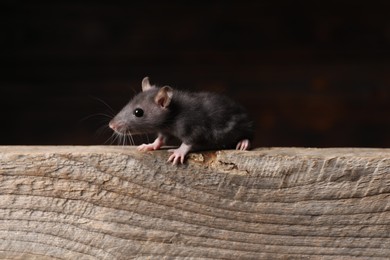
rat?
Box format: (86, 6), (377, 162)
(109, 77), (254, 164)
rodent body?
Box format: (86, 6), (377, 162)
(109, 77), (254, 164)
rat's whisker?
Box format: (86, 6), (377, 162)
(127, 134), (132, 146)
(90, 96), (116, 114)
(108, 134), (114, 145)
(112, 133), (119, 145)
(118, 134), (122, 146)
(104, 135), (111, 145)
(124, 134), (128, 146)
(114, 134), (120, 145)
(96, 124), (110, 137)
(105, 133), (110, 144)
(80, 113), (113, 123)
(120, 134), (125, 147)
(104, 133), (113, 145)
(123, 134), (127, 147)
(129, 132), (135, 146)
(125, 132), (131, 146)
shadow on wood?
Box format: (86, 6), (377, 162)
(0, 146), (389, 259)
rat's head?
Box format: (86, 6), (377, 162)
(109, 77), (173, 135)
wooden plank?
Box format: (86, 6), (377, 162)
(0, 146), (389, 259)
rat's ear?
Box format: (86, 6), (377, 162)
(155, 86), (173, 108)
(142, 77), (154, 92)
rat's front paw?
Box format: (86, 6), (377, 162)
(167, 149), (186, 165)
(137, 143), (158, 152)
(137, 136), (164, 152)
(167, 143), (192, 165)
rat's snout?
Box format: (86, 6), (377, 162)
(108, 121), (116, 130)
(109, 119), (127, 133)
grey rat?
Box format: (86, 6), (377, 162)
(109, 77), (254, 164)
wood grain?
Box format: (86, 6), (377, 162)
(0, 146), (389, 259)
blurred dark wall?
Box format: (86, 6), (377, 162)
(1, 1), (389, 147)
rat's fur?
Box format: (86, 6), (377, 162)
(164, 90), (253, 150)
(109, 77), (254, 162)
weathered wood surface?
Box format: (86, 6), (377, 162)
(0, 146), (389, 259)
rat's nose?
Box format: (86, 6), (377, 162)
(109, 121), (116, 130)
(109, 120), (126, 132)
(109, 120), (120, 131)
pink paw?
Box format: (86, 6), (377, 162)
(236, 139), (251, 151)
(167, 143), (192, 165)
(137, 136), (164, 152)
(137, 143), (157, 152)
(167, 149), (186, 165)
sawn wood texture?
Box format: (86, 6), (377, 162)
(0, 146), (389, 259)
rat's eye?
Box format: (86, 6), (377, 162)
(133, 108), (144, 117)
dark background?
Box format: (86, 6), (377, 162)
(1, 1), (389, 148)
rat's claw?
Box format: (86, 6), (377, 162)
(236, 139), (250, 151)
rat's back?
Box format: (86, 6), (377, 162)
(169, 90), (254, 150)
